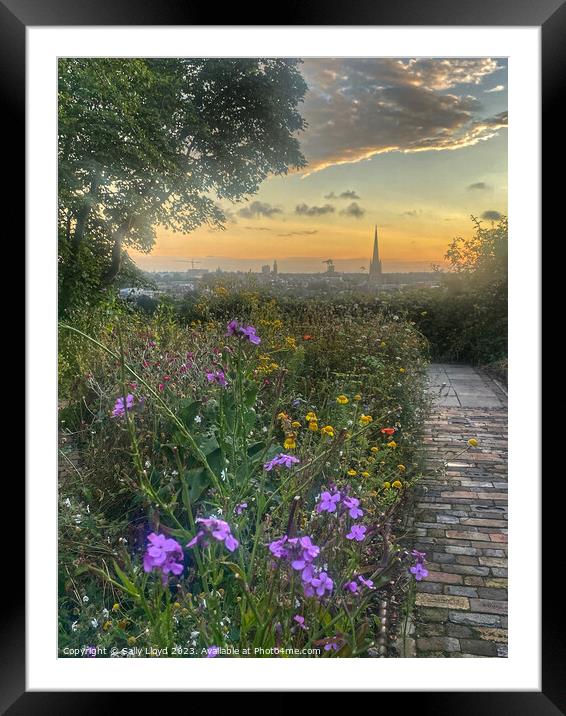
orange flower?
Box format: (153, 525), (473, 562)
(380, 427), (396, 436)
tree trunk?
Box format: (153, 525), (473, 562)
(101, 225), (127, 286)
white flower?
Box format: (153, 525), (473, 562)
(194, 415), (202, 424)
(63, 498), (71, 508)
(220, 470), (227, 482)
(82, 595), (89, 603)
(86, 504), (90, 514)
(90, 619), (99, 628)
(102, 608), (109, 618)
(172, 470), (178, 476)
(145, 460), (151, 469)
(71, 621), (78, 632)
(190, 631), (200, 639)
(262, 426), (268, 433)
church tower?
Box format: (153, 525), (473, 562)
(369, 226), (382, 280)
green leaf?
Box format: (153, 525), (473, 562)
(113, 561), (140, 598)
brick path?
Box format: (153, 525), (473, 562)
(411, 364), (508, 658)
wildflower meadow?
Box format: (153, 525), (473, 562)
(58, 294), (431, 658)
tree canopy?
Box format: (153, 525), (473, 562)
(58, 58), (308, 312)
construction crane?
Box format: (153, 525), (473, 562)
(189, 259), (201, 269)
(322, 258), (335, 274)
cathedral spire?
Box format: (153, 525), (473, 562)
(369, 225), (382, 279)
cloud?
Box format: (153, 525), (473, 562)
(300, 58), (507, 174)
(277, 230), (319, 237)
(295, 203), (335, 216)
(402, 209), (421, 217)
(244, 226), (272, 232)
(340, 202), (365, 218)
(324, 190), (361, 200)
(467, 182), (490, 191)
(485, 84), (505, 93)
(238, 201), (282, 219)
(481, 210), (502, 221)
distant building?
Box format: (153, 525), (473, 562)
(273, 260), (278, 275)
(369, 226), (383, 282)
(261, 264), (271, 275)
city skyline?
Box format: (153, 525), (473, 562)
(130, 57), (507, 274)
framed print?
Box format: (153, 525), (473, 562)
(10, 0), (555, 707)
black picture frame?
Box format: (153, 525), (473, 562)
(11, 0), (555, 708)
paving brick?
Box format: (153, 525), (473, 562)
(446, 531), (491, 541)
(460, 639), (498, 656)
(469, 599), (508, 615)
(417, 637), (461, 653)
(425, 570), (463, 585)
(477, 627), (508, 643)
(416, 593), (470, 610)
(445, 585), (478, 598)
(449, 612), (502, 627)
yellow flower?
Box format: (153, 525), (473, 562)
(397, 464), (406, 472)
(380, 341), (387, 348)
(336, 394), (349, 405)
(361, 471), (370, 478)
(387, 440), (397, 448)
(308, 421), (318, 432)
(285, 336), (297, 349)
(111, 603), (120, 612)
(367, 456), (376, 464)
(467, 438), (478, 447)
(306, 411), (317, 422)
(399, 367), (406, 373)
(392, 480), (403, 489)
(383, 481), (391, 489)
(347, 469), (357, 476)
(359, 414), (373, 425)
(173, 602), (181, 610)
(127, 636), (137, 646)
(283, 437), (296, 450)
(102, 620), (113, 631)
(291, 421), (301, 429)
(370, 446), (379, 453)
(353, 394), (362, 401)
(321, 425), (335, 438)
(277, 412), (288, 420)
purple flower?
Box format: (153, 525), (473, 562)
(206, 370), (227, 387)
(358, 575), (375, 589)
(294, 615), (308, 630)
(206, 645), (220, 658)
(241, 325), (261, 345)
(143, 532), (184, 584)
(316, 490), (341, 513)
(343, 496), (363, 519)
(226, 319), (261, 345)
(346, 524), (367, 542)
(269, 535), (289, 559)
(112, 394), (134, 417)
(344, 580), (359, 593)
(411, 550), (427, 563)
(410, 562), (429, 581)
(187, 518), (239, 553)
(226, 320), (240, 336)
(324, 639), (339, 652)
(264, 453), (300, 471)
(304, 570), (333, 598)
(234, 502), (248, 515)
(289, 536), (320, 570)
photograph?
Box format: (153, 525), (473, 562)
(57, 55), (510, 660)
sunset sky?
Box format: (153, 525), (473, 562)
(131, 57), (508, 274)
